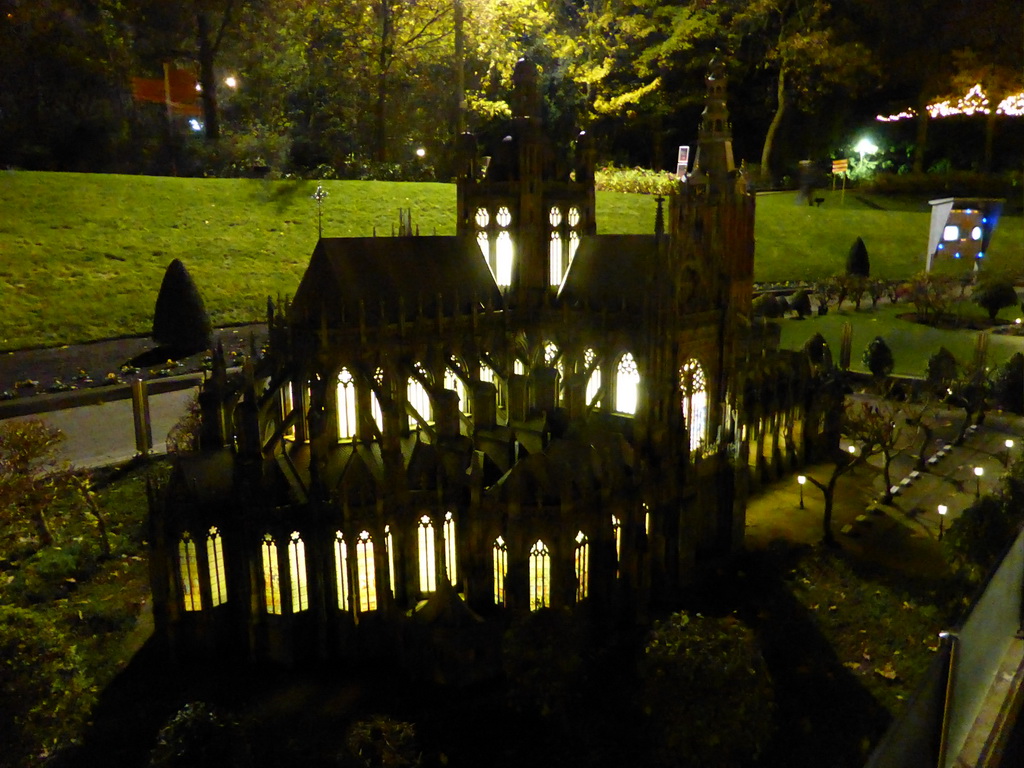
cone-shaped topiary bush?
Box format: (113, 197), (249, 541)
(846, 236), (870, 277)
(152, 259), (213, 353)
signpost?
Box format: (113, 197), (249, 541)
(832, 158), (849, 204)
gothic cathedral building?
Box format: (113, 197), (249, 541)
(149, 59), (829, 678)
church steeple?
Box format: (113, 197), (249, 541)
(691, 57), (736, 180)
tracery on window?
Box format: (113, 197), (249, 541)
(549, 231), (563, 286)
(179, 532), (201, 611)
(289, 531), (308, 613)
(334, 531), (350, 610)
(207, 527), (227, 607)
(407, 364), (432, 429)
(475, 207), (489, 228)
(584, 348), (601, 406)
(496, 206), (512, 228)
(615, 352), (640, 415)
(444, 511), (458, 585)
(337, 368), (357, 441)
(356, 531), (377, 612)
(543, 341), (560, 367)
(418, 515), (437, 593)
(262, 534), (281, 615)
(371, 367), (384, 434)
(680, 359), (709, 455)
(493, 536), (508, 606)
(569, 231), (580, 262)
(548, 207), (562, 227)
(574, 531), (589, 602)
(444, 367), (469, 415)
(568, 207), (580, 227)
(529, 539), (550, 611)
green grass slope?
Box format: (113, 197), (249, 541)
(0, 172), (1020, 350)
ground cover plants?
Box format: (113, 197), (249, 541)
(1, 172), (1020, 351)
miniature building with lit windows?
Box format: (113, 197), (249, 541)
(148, 58), (835, 678)
(925, 197), (1004, 272)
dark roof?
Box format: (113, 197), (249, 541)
(559, 235), (659, 309)
(290, 236), (503, 328)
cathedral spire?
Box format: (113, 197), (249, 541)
(691, 56), (736, 179)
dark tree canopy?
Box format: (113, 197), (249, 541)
(926, 346), (958, 392)
(846, 237), (870, 278)
(152, 259), (213, 353)
(863, 336), (894, 379)
(972, 278), (1019, 321)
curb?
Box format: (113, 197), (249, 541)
(0, 372), (208, 420)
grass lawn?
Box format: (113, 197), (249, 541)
(778, 300), (1024, 376)
(2, 172), (1021, 351)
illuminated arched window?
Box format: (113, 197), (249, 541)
(643, 503), (651, 537)
(569, 231), (580, 262)
(282, 383), (296, 440)
(493, 536), (507, 606)
(479, 363), (495, 384)
(549, 231), (563, 286)
(584, 348), (601, 406)
(568, 207), (580, 227)
(337, 368), (357, 441)
(543, 342), (560, 366)
(612, 515), (622, 576)
(549, 207), (563, 227)
(385, 524), (397, 596)
(288, 531), (308, 613)
(444, 367), (469, 415)
(496, 206), (512, 227)
(475, 207), (489, 228)
(407, 365), (432, 429)
(574, 531), (589, 602)
(262, 534), (281, 615)
(443, 511), (458, 585)
(495, 231), (513, 288)
(418, 515), (437, 593)
(476, 230), (489, 262)
(529, 539), (550, 610)
(615, 352), (640, 415)
(207, 527), (227, 607)
(513, 359), (525, 376)
(680, 359), (709, 455)
(179, 532), (202, 611)
(371, 368), (384, 434)
(356, 531), (377, 612)
(334, 532), (350, 611)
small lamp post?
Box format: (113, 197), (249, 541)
(974, 466), (984, 499)
(1005, 438), (1014, 467)
(938, 504), (948, 540)
(798, 475), (806, 509)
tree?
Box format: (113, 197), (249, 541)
(152, 259), (213, 353)
(947, 364), (989, 445)
(789, 289), (812, 318)
(0, 606), (94, 766)
(863, 336), (894, 380)
(846, 399), (901, 504)
(639, 611), (775, 767)
(343, 715), (420, 768)
(0, 420), (68, 549)
(942, 496), (1014, 584)
(906, 272), (957, 323)
(991, 353), (1024, 414)
(846, 236), (869, 277)
(972, 278), (1019, 322)
(926, 346), (959, 395)
(148, 701), (252, 768)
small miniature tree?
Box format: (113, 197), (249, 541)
(991, 352), (1024, 413)
(926, 347), (959, 395)
(863, 336), (894, 380)
(152, 259), (213, 353)
(0, 419), (68, 548)
(789, 289), (812, 318)
(639, 611), (775, 768)
(752, 293), (785, 319)
(972, 278), (1019, 321)
(846, 236), (870, 277)
(907, 272), (957, 323)
(942, 496), (1014, 584)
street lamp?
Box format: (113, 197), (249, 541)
(974, 466), (984, 499)
(938, 504), (948, 540)
(798, 475), (806, 509)
(1005, 439), (1015, 467)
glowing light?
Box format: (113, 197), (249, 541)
(224, 75), (237, 88)
(971, 226), (982, 241)
(876, 84), (1024, 121)
(943, 225), (960, 241)
(938, 504), (947, 516)
(415, 147), (426, 158)
(189, 119), (202, 132)
(854, 137), (878, 157)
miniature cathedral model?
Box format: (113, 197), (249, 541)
(149, 58), (835, 677)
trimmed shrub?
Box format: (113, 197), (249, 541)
(152, 259), (213, 353)
(926, 347), (959, 392)
(846, 237), (870, 277)
(789, 289), (812, 318)
(991, 352), (1024, 413)
(972, 278), (1019, 321)
(863, 336), (894, 379)
(753, 293), (785, 318)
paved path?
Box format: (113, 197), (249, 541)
(2, 387), (198, 469)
